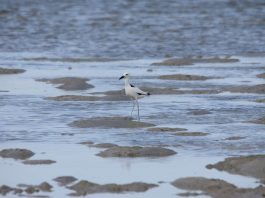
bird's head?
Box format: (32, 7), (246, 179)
(119, 72), (129, 80)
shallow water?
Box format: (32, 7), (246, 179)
(1, 55), (265, 197)
(0, 143), (259, 198)
(1, 56), (265, 156)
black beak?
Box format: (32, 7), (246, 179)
(119, 76), (124, 80)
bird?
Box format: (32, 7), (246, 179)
(119, 72), (150, 121)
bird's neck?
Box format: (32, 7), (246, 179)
(124, 78), (130, 86)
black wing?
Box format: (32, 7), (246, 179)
(130, 84), (135, 87)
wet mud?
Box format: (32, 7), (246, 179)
(174, 132), (209, 136)
(151, 57), (239, 66)
(1, 182), (53, 196)
(172, 177), (265, 198)
(257, 73), (265, 79)
(68, 180), (158, 196)
(22, 159), (56, 165)
(226, 84), (265, 94)
(69, 116), (155, 128)
(159, 74), (214, 81)
(248, 117), (265, 124)
(37, 77), (94, 91)
(187, 109), (212, 115)
(97, 146), (176, 158)
(207, 155), (265, 181)
(0, 148), (34, 160)
(53, 176), (78, 186)
(147, 127), (187, 132)
(0, 67), (25, 75)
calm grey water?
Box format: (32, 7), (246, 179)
(0, 0), (265, 58)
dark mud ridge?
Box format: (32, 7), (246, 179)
(37, 77), (94, 91)
(22, 159), (56, 165)
(256, 99), (265, 103)
(207, 155), (265, 181)
(140, 87), (221, 95)
(68, 180), (158, 196)
(0, 67), (25, 74)
(147, 127), (187, 132)
(257, 73), (265, 79)
(0, 182), (52, 196)
(46, 94), (128, 102)
(225, 84), (265, 94)
(90, 143), (118, 148)
(97, 146), (176, 157)
(174, 132), (209, 136)
(69, 116), (155, 128)
(151, 57), (239, 66)
(248, 117), (265, 124)
(159, 74), (214, 81)
(172, 177), (265, 198)
(224, 136), (246, 141)
(0, 148), (34, 160)
(188, 109), (211, 115)
(53, 176), (78, 186)
(24, 57), (120, 62)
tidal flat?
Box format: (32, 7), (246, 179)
(0, 55), (265, 197)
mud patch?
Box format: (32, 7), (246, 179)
(68, 180), (158, 196)
(37, 77), (94, 91)
(0, 148), (34, 160)
(0, 67), (25, 74)
(151, 57), (239, 66)
(46, 94), (128, 101)
(188, 109), (211, 115)
(174, 132), (209, 136)
(69, 117), (155, 128)
(53, 176), (78, 186)
(159, 74), (213, 81)
(22, 159), (56, 165)
(97, 146), (176, 158)
(206, 155), (265, 180)
(19, 182), (53, 193)
(257, 73), (265, 79)
(139, 87), (220, 95)
(171, 177), (265, 198)
(24, 57), (120, 62)
(255, 99), (265, 103)
(91, 143), (118, 148)
(0, 185), (23, 196)
(224, 136), (246, 141)
(78, 140), (94, 145)
(226, 84), (265, 94)
(147, 127), (187, 132)
(248, 117), (265, 124)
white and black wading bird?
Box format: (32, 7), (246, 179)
(119, 72), (150, 121)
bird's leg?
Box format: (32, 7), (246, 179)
(136, 99), (140, 121)
(131, 98), (135, 118)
